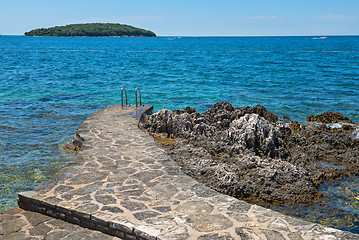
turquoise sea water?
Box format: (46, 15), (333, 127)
(1, 35), (358, 231)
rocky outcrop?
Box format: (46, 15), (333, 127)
(140, 102), (359, 205)
(163, 140), (318, 205)
(307, 111), (354, 124)
(63, 133), (84, 152)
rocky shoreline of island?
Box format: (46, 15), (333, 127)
(139, 101), (359, 206)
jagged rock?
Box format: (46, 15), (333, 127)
(63, 133), (84, 152)
(308, 123), (357, 134)
(225, 114), (280, 158)
(173, 106), (197, 114)
(140, 101), (359, 205)
(307, 111), (354, 124)
(283, 115), (291, 121)
(289, 121), (301, 133)
(163, 140), (319, 205)
(240, 105), (278, 123)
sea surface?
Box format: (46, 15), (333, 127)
(0, 35), (358, 232)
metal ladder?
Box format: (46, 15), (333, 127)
(121, 87), (142, 108)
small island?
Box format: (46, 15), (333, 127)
(24, 23), (156, 37)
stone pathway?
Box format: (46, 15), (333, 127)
(2, 104), (359, 239)
(0, 207), (121, 240)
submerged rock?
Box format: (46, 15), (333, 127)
(140, 102), (359, 205)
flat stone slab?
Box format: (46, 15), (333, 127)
(9, 104), (359, 239)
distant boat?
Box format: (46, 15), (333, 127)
(313, 36), (327, 40)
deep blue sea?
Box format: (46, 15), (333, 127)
(1, 35), (358, 232)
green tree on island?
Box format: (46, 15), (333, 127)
(24, 23), (156, 37)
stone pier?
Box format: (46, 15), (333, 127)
(1, 104), (358, 239)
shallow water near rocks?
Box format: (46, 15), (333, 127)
(270, 177), (359, 233)
(0, 35), (358, 233)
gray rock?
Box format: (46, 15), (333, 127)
(63, 133), (84, 152)
(140, 101), (322, 204)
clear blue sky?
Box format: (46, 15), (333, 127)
(1, 0), (358, 36)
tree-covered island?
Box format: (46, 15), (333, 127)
(24, 23), (156, 37)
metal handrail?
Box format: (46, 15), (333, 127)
(135, 87), (142, 107)
(121, 87), (127, 107)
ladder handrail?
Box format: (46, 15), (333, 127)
(135, 87), (142, 107)
(121, 87), (127, 107)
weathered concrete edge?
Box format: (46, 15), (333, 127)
(18, 105), (157, 240)
(18, 179), (159, 240)
(18, 192), (142, 239)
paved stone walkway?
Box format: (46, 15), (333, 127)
(2, 104), (359, 239)
(0, 207), (122, 240)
